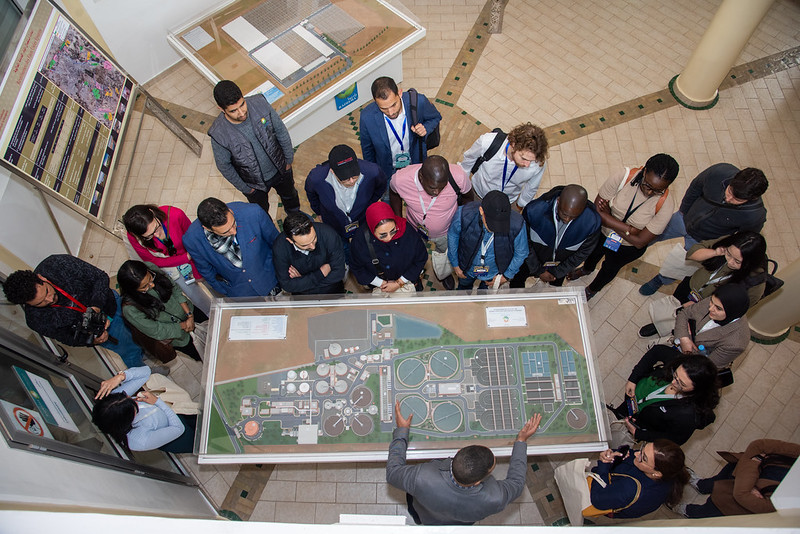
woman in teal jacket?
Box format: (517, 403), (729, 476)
(118, 261), (205, 361)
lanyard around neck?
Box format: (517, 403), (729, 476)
(502, 144), (518, 191)
(385, 115), (407, 151)
(50, 282), (88, 313)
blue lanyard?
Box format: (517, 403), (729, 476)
(385, 115), (407, 151)
(502, 145), (518, 191)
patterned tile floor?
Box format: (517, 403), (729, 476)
(77, 0), (800, 525)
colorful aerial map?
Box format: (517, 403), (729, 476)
(201, 293), (608, 462)
(1, 8), (133, 216)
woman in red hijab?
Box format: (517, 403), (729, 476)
(350, 202), (428, 293)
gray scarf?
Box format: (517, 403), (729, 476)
(203, 229), (242, 268)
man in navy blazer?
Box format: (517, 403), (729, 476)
(304, 144), (387, 253)
(184, 197), (280, 297)
(359, 76), (442, 184)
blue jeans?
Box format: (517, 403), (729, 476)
(651, 212), (699, 285)
(101, 291), (144, 368)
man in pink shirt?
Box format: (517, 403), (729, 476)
(390, 155), (473, 289)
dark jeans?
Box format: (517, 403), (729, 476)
(158, 414), (197, 454)
(672, 276), (693, 304)
(510, 261), (565, 288)
(244, 169), (300, 214)
(173, 308), (209, 361)
(583, 240), (647, 292)
(685, 462), (737, 518)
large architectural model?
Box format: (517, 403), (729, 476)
(200, 291), (609, 463)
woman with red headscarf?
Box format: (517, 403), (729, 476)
(350, 202), (428, 293)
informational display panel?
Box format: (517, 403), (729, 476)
(168, 0), (421, 117)
(199, 290), (609, 464)
(0, 1), (135, 216)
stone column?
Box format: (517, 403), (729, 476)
(672, 0), (774, 108)
(748, 259), (800, 342)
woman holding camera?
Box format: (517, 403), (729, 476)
(587, 440), (689, 518)
(92, 366), (194, 452)
(118, 261), (206, 362)
(609, 353), (719, 446)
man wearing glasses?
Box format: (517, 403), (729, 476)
(272, 212), (346, 295)
(183, 197), (280, 298)
(639, 164), (769, 295)
(304, 144), (387, 262)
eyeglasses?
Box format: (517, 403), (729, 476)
(137, 271), (156, 292)
(338, 175), (359, 184)
(671, 369), (690, 391)
(640, 179), (666, 196)
(142, 220), (161, 240)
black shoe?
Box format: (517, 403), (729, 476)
(414, 278), (424, 292)
(638, 323), (658, 338)
(440, 275), (455, 290)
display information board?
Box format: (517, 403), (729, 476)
(168, 0), (420, 117)
(199, 290), (610, 463)
(0, 1), (134, 216)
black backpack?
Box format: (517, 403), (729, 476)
(469, 128), (507, 175)
(407, 88), (441, 157)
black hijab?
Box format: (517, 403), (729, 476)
(712, 283), (750, 326)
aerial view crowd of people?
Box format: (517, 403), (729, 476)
(3, 76), (793, 525)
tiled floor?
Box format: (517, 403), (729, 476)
(77, 0), (800, 526)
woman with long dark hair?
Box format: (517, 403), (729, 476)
(123, 204), (210, 314)
(92, 366), (194, 453)
(675, 231), (767, 304)
(586, 439), (689, 518)
(610, 353), (720, 446)
(117, 261), (206, 361)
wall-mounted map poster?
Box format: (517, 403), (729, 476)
(199, 290), (609, 464)
(0, 1), (134, 217)
(169, 0), (420, 117)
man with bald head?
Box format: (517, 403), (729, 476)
(390, 155), (473, 289)
(510, 184), (602, 288)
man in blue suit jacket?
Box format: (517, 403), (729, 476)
(183, 198), (280, 297)
(359, 76), (442, 183)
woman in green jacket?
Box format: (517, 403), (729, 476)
(118, 261), (206, 361)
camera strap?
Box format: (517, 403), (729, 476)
(49, 282), (88, 313)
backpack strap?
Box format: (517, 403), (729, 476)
(407, 88), (423, 162)
(469, 128), (507, 175)
(362, 225), (386, 279)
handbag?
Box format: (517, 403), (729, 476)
(125, 319), (177, 363)
(553, 458), (593, 526)
(648, 295), (682, 337)
(431, 249), (453, 279)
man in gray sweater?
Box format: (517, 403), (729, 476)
(387, 400), (541, 525)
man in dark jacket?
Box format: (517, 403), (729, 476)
(209, 80), (300, 215)
(387, 400), (542, 525)
(447, 191), (528, 290)
(510, 184), (601, 288)
(272, 212), (346, 295)
(640, 164), (768, 294)
(304, 144), (387, 261)
(2, 255), (154, 371)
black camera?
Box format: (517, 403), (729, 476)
(73, 308), (115, 345)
